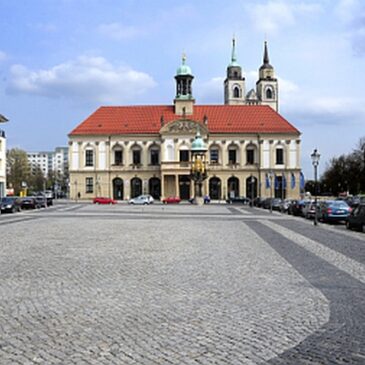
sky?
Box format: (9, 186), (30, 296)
(0, 0), (364, 178)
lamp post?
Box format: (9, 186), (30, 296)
(250, 175), (254, 207)
(269, 171), (274, 213)
(311, 149), (320, 226)
(190, 126), (208, 205)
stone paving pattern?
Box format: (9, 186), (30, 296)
(0, 203), (364, 364)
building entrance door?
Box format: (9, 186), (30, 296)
(113, 178), (124, 200)
(179, 175), (191, 200)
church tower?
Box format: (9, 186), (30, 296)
(224, 38), (246, 105)
(174, 54), (195, 116)
(256, 41), (278, 111)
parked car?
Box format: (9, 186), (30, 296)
(139, 194), (154, 204)
(226, 196), (251, 205)
(93, 197), (117, 205)
(21, 197), (38, 209)
(280, 199), (293, 213)
(302, 200), (317, 219)
(261, 198), (282, 210)
(318, 200), (352, 222)
(253, 197), (265, 207)
(162, 196), (181, 204)
(0, 197), (22, 213)
(287, 199), (306, 216)
(33, 194), (47, 208)
(346, 203), (365, 232)
(44, 190), (54, 206)
(129, 195), (151, 205)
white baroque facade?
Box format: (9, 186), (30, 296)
(68, 43), (302, 201)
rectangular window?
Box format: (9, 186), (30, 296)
(150, 150), (159, 165)
(114, 150), (123, 165)
(246, 149), (254, 164)
(133, 150), (141, 165)
(85, 150), (94, 166)
(276, 149), (284, 164)
(85, 177), (93, 193)
(210, 149), (219, 163)
(228, 149), (237, 164)
(179, 150), (189, 162)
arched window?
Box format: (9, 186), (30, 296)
(113, 178), (123, 200)
(233, 86), (240, 98)
(149, 144), (160, 166)
(209, 145), (220, 164)
(131, 177), (142, 198)
(246, 145), (257, 165)
(130, 144), (142, 165)
(228, 177), (239, 199)
(209, 177), (221, 200)
(266, 87), (273, 99)
(112, 145), (123, 165)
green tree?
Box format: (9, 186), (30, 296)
(6, 148), (31, 195)
(29, 165), (45, 192)
(321, 136), (365, 195)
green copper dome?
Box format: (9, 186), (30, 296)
(176, 54), (192, 76)
(191, 126), (207, 152)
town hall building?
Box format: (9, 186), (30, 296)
(68, 40), (301, 201)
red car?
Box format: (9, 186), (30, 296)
(93, 197), (117, 205)
(162, 196), (181, 204)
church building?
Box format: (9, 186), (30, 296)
(68, 41), (301, 201)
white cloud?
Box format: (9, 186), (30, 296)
(7, 56), (157, 104)
(97, 23), (142, 41)
(196, 76), (224, 103)
(247, 1), (322, 35)
(334, 0), (360, 23)
(0, 51), (7, 62)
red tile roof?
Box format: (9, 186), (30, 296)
(69, 105), (300, 136)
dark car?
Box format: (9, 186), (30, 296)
(318, 200), (351, 223)
(346, 204), (365, 232)
(21, 197), (38, 209)
(0, 197), (22, 213)
(261, 198), (281, 210)
(226, 196), (251, 205)
(288, 200), (305, 216)
(33, 194), (47, 208)
(253, 197), (265, 207)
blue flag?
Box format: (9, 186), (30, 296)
(300, 172), (305, 190)
(282, 174), (287, 189)
(274, 175), (279, 190)
(265, 174), (270, 189)
(291, 173), (296, 189)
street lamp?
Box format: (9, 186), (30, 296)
(269, 171), (274, 213)
(190, 126), (208, 205)
(250, 175), (254, 207)
(311, 148), (320, 226)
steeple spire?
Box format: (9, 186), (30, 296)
(231, 37), (237, 64)
(263, 40), (270, 65)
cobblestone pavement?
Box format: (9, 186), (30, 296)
(0, 203), (364, 364)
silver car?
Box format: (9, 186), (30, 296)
(128, 195), (152, 205)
